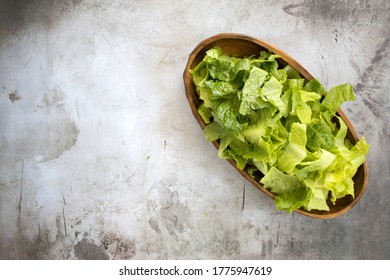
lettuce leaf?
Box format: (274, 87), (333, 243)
(277, 123), (307, 174)
(239, 66), (268, 115)
(321, 83), (355, 114)
(260, 167), (309, 212)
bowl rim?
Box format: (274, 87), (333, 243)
(183, 33), (369, 219)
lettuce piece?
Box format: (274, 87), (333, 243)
(274, 188), (310, 212)
(206, 80), (235, 97)
(261, 166), (301, 194)
(303, 78), (326, 95)
(260, 167), (309, 212)
(204, 47), (237, 82)
(296, 149), (336, 180)
(277, 122), (307, 174)
(260, 76), (285, 113)
(290, 89), (321, 124)
(198, 88), (212, 108)
(198, 103), (212, 124)
(306, 122), (335, 150)
(321, 83), (355, 114)
(211, 98), (240, 133)
(239, 66), (268, 115)
(304, 190), (330, 211)
(283, 65), (301, 79)
(204, 121), (225, 141)
(190, 47), (369, 213)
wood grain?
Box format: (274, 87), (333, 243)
(183, 33), (368, 219)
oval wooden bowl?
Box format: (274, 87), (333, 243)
(183, 33), (368, 219)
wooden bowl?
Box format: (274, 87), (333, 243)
(183, 33), (369, 219)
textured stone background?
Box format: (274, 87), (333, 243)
(0, 0), (389, 259)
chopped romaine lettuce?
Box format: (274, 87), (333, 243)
(190, 47), (369, 213)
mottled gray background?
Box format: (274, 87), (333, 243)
(0, 0), (389, 259)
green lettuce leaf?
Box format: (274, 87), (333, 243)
(260, 167), (309, 212)
(306, 122), (335, 151)
(204, 121), (225, 141)
(211, 98), (240, 132)
(277, 122), (307, 174)
(321, 83), (355, 114)
(239, 66), (268, 115)
(260, 76), (285, 113)
(198, 103), (212, 124)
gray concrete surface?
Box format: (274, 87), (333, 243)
(0, 0), (389, 259)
